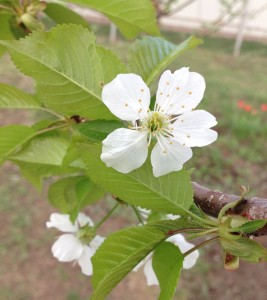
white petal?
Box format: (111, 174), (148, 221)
(101, 128), (148, 173)
(156, 69), (205, 115)
(151, 136), (192, 177)
(77, 246), (94, 276)
(51, 234), (84, 262)
(89, 235), (105, 253)
(167, 234), (199, 269)
(133, 252), (152, 272)
(102, 74), (150, 121)
(173, 110), (218, 147)
(166, 214), (180, 220)
(46, 213), (78, 233)
(77, 213), (94, 227)
(144, 258), (159, 286)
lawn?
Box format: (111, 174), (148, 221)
(0, 29), (267, 300)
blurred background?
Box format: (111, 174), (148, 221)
(0, 0), (267, 299)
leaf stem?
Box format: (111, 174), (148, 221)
(95, 203), (120, 230)
(183, 236), (219, 257)
(132, 205), (144, 225)
(39, 107), (65, 120)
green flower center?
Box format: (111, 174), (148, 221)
(144, 112), (169, 134)
(76, 225), (96, 244)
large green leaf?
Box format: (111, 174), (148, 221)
(80, 144), (193, 215)
(128, 36), (203, 86)
(48, 176), (104, 221)
(0, 125), (35, 163)
(44, 2), (90, 28)
(91, 218), (200, 299)
(0, 24), (126, 119)
(67, 0), (159, 38)
(153, 241), (183, 300)
(11, 136), (69, 165)
(0, 83), (40, 109)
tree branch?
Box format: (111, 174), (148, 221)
(193, 182), (267, 236)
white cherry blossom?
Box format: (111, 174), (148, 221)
(46, 213), (104, 276)
(101, 68), (217, 177)
(134, 234), (199, 286)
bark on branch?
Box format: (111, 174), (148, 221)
(193, 182), (267, 236)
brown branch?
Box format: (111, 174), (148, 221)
(193, 182), (267, 236)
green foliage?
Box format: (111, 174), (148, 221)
(44, 3), (90, 29)
(220, 236), (267, 263)
(67, 0), (159, 38)
(153, 242), (183, 300)
(0, 125), (35, 163)
(0, 24), (126, 119)
(235, 220), (267, 234)
(75, 120), (123, 143)
(0, 83), (40, 109)
(80, 144), (194, 215)
(48, 176), (104, 222)
(11, 136), (69, 165)
(0, 14), (14, 57)
(128, 36), (202, 85)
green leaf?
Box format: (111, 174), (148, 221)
(0, 14), (14, 56)
(68, 0), (159, 38)
(128, 36), (203, 85)
(153, 241), (183, 300)
(80, 144), (193, 215)
(91, 218), (199, 299)
(0, 83), (40, 109)
(220, 237), (267, 263)
(0, 24), (126, 119)
(236, 220), (267, 234)
(48, 176), (104, 221)
(11, 136), (69, 165)
(91, 226), (164, 299)
(75, 120), (123, 142)
(44, 2), (90, 29)
(0, 125), (35, 163)
(15, 161), (80, 190)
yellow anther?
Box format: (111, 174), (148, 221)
(182, 105), (185, 108)
(125, 103), (128, 107)
(163, 150), (167, 153)
(138, 99), (142, 103)
(138, 108), (142, 113)
(176, 87), (180, 90)
(166, 82), (170, 85)
(141, 89), (144, 92)
(167, 94), (170, 97)
(169, 141), (173, 144)
(187, 134), (190, 138)
(189, 91), (192, 95)
(160, 92), (163, 96)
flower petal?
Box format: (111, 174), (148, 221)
(173, 110), (218, 147)
(89, 235), (105, 253)
(167, 234), (199, 269)
(144, 257), (159, 286)
(51, 234), (84, 262)
(151, 136), (192, 177)
(46, 213), (78, 233)
(102, 74), (150, 121)
(155, 68), (205, 115)
(101, 128), (148, 173)
(78, 245), (94, 276)
(77, 212), (94, 227)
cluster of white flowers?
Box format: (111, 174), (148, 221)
(46, 213), (104, 276)
(101, 68), (217, 177)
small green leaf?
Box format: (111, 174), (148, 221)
(68, 0), (159, 38)
(220, 236), (267, 263)
(48, 176), (104, 221)
(0, 125), (35, 163)
(44, 3), (90, 29)
(153, 241), (183, 300)
(0, 83), (40, 109)
(75, 120), (123, 142)
(236, 220), (267, 234)
(79, 144), (194, 215)
(128, 36), (202, 86)
(11, 136), (69, 165)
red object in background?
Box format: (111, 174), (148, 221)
(244, 104), (252, 112)
(237, 100), (245, 109)
(261, 104), (267, 112)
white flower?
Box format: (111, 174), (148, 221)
(134, 234), (199, 286)
(46, 213), (104, 276)
(101, 68), (217, 177)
